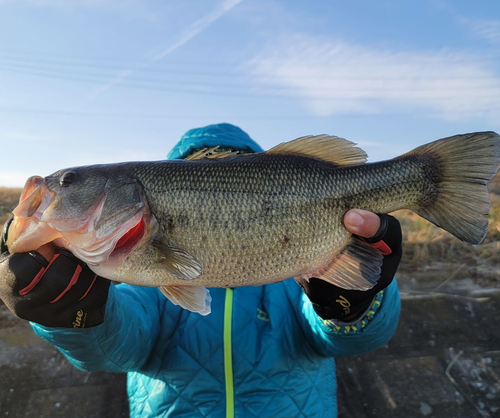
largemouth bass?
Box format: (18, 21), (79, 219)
(6, 132), (500, 315)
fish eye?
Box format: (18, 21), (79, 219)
(60, 171), (77, 187)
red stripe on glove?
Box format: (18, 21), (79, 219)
(368, 240), (392, 256)
(79, 274), (98, 301)
(19, 253), (61, 296)
(50, 264), (82, 303)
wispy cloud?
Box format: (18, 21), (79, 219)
(245, 34), (500, 121)
(2, 131), (53, 141)
(0, 0), (142, 11)
(86, 0), (243, 100)
(0, 0), (156, 22)
(458, 17), (500, 44)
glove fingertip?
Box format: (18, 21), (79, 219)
(365, 214), (402, 251)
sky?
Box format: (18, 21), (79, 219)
(1, 0), (500, 187)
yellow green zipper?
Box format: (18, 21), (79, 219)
(224, 288), (234, 418)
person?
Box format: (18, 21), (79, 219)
(0, 123), (402, 418)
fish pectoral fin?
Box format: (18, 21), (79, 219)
(266, 135), (367, 166)
(152, 241), (202, 280)
(297, 238), (383, 290)
(159, 285), (212, 315)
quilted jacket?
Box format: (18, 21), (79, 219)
(31, 123), (401, 417)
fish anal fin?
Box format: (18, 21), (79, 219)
(267, 135), (367, 166)
(297, 238), (383, 290)
(159, 285), (212, 315)
(152, 241), (202, 280)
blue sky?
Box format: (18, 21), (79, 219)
(1, 0), (499, 187)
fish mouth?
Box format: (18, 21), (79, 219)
(7, 176), (60, 252)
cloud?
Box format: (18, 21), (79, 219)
(0, 0), (141, 10)
(458, 17), (500, 44)
(0, 0), (156, 21)
(245, 34), (500, 121)
(2, 132), (52, 141)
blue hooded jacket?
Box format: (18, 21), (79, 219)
(32, 123), (401, 418)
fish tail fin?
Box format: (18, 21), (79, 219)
(405, 131), (500, 245)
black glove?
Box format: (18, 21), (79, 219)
(0, 217), (110, 328)
(300, 214), (402, 321)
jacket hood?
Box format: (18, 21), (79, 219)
(167, 123), (264, 160)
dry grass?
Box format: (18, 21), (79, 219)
(394, 173), (500, 288)
(0, 188), (21, 225)
(395, 200), (500, 266)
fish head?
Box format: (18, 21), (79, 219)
(7, 164), (153, 266)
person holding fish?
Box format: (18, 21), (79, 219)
(0, 123), (403, 417)
(2, 123), (498, 417)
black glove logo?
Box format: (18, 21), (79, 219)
(335, 295), (351, 316)
(73, 310), (87, 328)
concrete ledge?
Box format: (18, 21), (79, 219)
(1, 290), (499, 417)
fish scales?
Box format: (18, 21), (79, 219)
(122, 153), (434, 288)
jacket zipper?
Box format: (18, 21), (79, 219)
(224, 288), (234, 418)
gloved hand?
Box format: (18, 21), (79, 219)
(300, 210), (402, 321)
(0, 217), (110, 328)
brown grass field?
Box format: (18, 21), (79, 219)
(0, 187), (22, 226)
(1, 174), (499, 291)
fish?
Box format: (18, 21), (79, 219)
(6, 132), (500, 315)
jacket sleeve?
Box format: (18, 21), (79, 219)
(290, 279), (401, 357)
(30, 283), (165, 372)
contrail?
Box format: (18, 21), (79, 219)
(152, 0), (243, 61)
(87, 0), (243, 100)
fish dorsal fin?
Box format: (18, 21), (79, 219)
(266, 135), (367, 166)
(185, 147), (238, 161)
